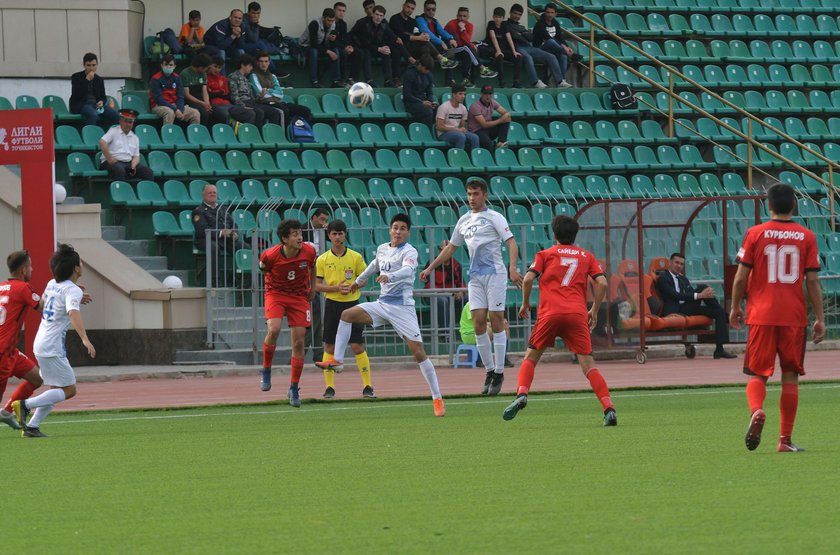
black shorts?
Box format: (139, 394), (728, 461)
(323, 299), (365, 345)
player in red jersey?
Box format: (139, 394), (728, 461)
(0, 250), (44, 430)
(730, 183), (824, 453)
(259, 219), (317, 407)
(503, 215), (617, 426)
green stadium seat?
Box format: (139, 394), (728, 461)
(153, 211), (191, 238)
(174, 152), (211, 178)
(211, 124), (241, 149)
(179, 210), (195, 234)
(284, 208), (308, 223)
(409, 122), (447, 147)
(418, 177), (443, 202)
(442, 176), (466, 202)
(296, 94), (324, 118)
(511, 92), (544, 117)
(319, 177), (347, 203)
(679, 145), (714, 169)
(359, 206), (384, 228)
(292, 178), (321, 204)
(121, 93), (157, 121)
(110, 181), (146, 207)
(345, 92), (373, 117)
(722, 173), (750, 194)
(371, 93), (405, 119)
(507, 204), (532, 224)
(184, 123), (218, 150)
(323, 93), (357, 118)
(556, 92), (582, 114)
(632, 174), (659, 197)
(146, 151), (182, 178)
(241, 179), (268, 205)
(572, 120), (599, 143)
(611, 146), (638, 170)
(444, 148), (476, 173)
(311, 122), (340, 147)
(535, 175), (566, 201)
(392, 177), (425, 203)
(336, 122), (363, 146)
(137, 180), (168, 206)
(561, 175), (587, 198)
(251, 149), (280, 175)
(508, 121), (539, 146)
(161, 124), (196, 150)
(304, 150), (333, 175)
(15, 95), (39, 110)
(472, 147), (505, 172)
(676, 173), (703, 196)
(586, 175), (611, 199)
(55, 125), (87, 152)
(275, 150), (306, 175)
(346, 149), (377, 175)
(608, 175), (636, 198)
(234, 249), (254, 276)
(256, 210), (282, 237)
(216, 179), (242, 202)
(43, 95), (81, 121)
(199, 150), (236, 177)
(132, 124), (164, 151)
(262, 123), (295, 148)
(699, 173), (726, 195)
(237, 123), (273, 149)
(375, 149), (408, 175)
(514, 147), (549, 172)
(365, 177), (390, 202)
(434, 205), (458, 228)
(334, 206), (361, 227)
(267, 178), (293, 199)
(489, 176), (518, 202)
(163, 180), (193, 207)
(564, 147), (591, 170)
(360, 122), (392, 147)
(384, 123), (416, 147)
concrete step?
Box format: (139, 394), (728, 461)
(131, 256), (168, 271)
(109, 239), (152, 257)
(64, 196), (85, 205)
(147, 269), (188, 285)
(101, 226), (125, 241)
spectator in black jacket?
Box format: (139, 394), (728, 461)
(204, 9), (248, 64)
(388, 0), (421, 83)
(300, 8), (343, 88)
(533, 3), (573, 87)
(333, 2), (355, 85)
(479, 7), (523, 88)
(69, 53), (119, 126)
(350, 5), (410, 86)
(402, 55), (437, 128)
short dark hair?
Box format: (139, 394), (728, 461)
(390, 213), (412, 229)
(238, 53), (254, 67)
(210, 56), (225, 67)
(161, 53), (175, 64)
(334, 1), (347, 8)
(364, 0), (376, 6)
(767, 182), (796, 215)
(451, 83), (466, 94)
(465, 177), (488, 193)
(256, 50), (270, 61)
(188, 9), (201, 19)
(192, 53), (212, 68)
(248, 1), (261, 11)
(374, 5), (386, 15)
(311, 207), (330, 220)
(419, 55), (435, 70)
(458, 6), (469, 13)
(327, 219), (348, 234)
(670, 252), (685, 261)
(552, 216), (579, 245)
(493, 7), (506, 17)
(510, 3), (524, 14)
(424, 0), (436, 7)
(7, 250), (30, 275)
(277, 219), (302, 240)
(323, 7), (336, 18)
(403, 0), (416, 5)
(544, 3), (557, 12)
(83, 52), (97, 64)
(50, 244), (81, 282)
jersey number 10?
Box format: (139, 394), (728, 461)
(764, 245), (800, 284)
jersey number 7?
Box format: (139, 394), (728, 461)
(560, 257), (579, 286)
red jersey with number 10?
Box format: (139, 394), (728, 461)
(260, 243), (317, 297)
(0, 279), (41, 354)
(529, 245), (605, 316)
(736, 220), (820, 326)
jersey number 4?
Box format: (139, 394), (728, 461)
(764, 245), (800, 284)
(559, 257), (579, 286)
(42, 296), (56, 322)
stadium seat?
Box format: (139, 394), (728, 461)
(110, 181), (145, 207)
(360, 122), (391, 147)
(371, 93), (405, 119)
(409, 123), (447, 147)
(322, 93), (356, 118)
(153, 211), (191, 238)
(319, 177), (348, 203)
(275, 150), (307, 175)
(374, 149), (407, 175)
(266, 178), (293, 199)
(211, 124), (241, 149)
(241, 179), (268, 205)
(161, 124), (196, 150)
(392, 177), (425, 203)
(344, 177), (372, 202)
(292, 179), (322, 204)
(251, 150), (280, 175)
(215, 179), (242, 202)
(237, 123), (273, 149)
(55, 125), (88, 152)
(261, 123), (295, 148)
(367, 177), (393, 203)
(43, 95), (81, 121)
(384, 123), (416, 147)
(184, 124), (217, 150)
(121, 93), (157, 121)
(137, 180), (168, 206)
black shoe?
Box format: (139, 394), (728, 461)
(488, 372), (505, 396)
(323, 386), (335, 399)
(713, 348), (737, 359)
(604, 408), (618, 427)
(480, 370), (494, 395)
(311, 81), (322, 88)
(22, 425), (47, 438)
(512, 81), (522, 88)
(362, 385), (376, 399)
(503, 394), (528, 421)
(331, 80), (345, 88)
(11, 400), (29, 429)
(275, 69), (291, 79)
(504, 357), (514, 368)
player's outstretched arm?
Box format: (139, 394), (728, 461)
(420, 243), (457, 282)
(68, 310), (96, 358)
(589, 275), (608, 331)
(518, 270), (536, 319)
(729, 264), (751, 329)
(805, 271), (825, 344)
(505, 237), (523, 287)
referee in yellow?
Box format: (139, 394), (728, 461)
(315, 219), (375, 398)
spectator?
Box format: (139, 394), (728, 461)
(149, 55), (201, 126)
(416, 0), (462, 84)
(388, 0), (421, 84)
(192, 183), (246, 255)
(178, 10), (206, 53)
(300, 8), (343, 88)
(533, 3), (573, 88)
(436, 84), (479, 150)
(459, 302), (514, 367)
(443, 6), (498, 87)
(69, 53), (119, 127)
(206, 56), (258, 125)
(468, 84), (511, 150)
(97, 109), (154, 180)
(180, 53), (213, 126)
(402, 55), (437, 129)
(249, 52), (314, 125)
(425, 239), (465, 337)
(656, 252), (736, 359)
(242, 1), (290, 78)
(303, 208), (331, 364)
(479, 7), (523, 88)
(332, 2), (355, 85)
(228, 54), (283, 126)
(204, 9), (248, 65)
(507, 3), (565, 88)
(349, 5), (409, 86)
(362, 0), (376, 17)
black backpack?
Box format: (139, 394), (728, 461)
(610, 83), (637, 110)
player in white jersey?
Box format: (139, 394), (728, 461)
(12, 244), (95, 437)
(317, 214), (446, 416)
(421, 178), (522, 395)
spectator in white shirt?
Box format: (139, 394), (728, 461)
(435, 83), (479, 151)
(98, 109), (154, 180)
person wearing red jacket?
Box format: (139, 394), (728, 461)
(443, 6), (497, 87)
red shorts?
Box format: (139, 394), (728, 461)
(0, 350), (37, 383)
(743, 325), (806, 377)
(528, 312), (592, 355)
(265, 293), (311, 328)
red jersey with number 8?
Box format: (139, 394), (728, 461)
(736, 220), (820, 326)
(0, 280), (41, 354)
(529, 245), (605, 316)
(260, 243), (317, 297)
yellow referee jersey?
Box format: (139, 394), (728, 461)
(316, 247), (367, 302)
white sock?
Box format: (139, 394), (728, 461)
(28, 405), (54, 428)
(25, 388), (66, 409)
(419, 358), (441, 399)
(0, 409), (11, 417)
(475, 332), (495, 372)
(493, 331), (507, 374)
(333, 320), (353, 363)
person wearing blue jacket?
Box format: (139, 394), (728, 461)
(416, 0), (462, 85)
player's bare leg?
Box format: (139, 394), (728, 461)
(316, 306), (373, 372)
(578, 354), (617, 426)
(503, 347), (543, 420)
(777, 371), (803, 452)
(1, 367), (43, 430)
(287, 326), (307, 407)
(406, 339), (444, 416)
(745, 374), (768, 450)
(261, 317), (283, 391)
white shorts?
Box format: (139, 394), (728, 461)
(359, 301), (423, 343)
(468, 273), (507, 311)
(35, 356), (76, 387)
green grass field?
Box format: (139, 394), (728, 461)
(5, 384), (840, 554)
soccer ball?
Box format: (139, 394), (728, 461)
(348, 82), (374, 108)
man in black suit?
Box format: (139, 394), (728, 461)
(656, 252), (736, 359)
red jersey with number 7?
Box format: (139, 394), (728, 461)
(736, 220), (820, 327)
(0, 279), (41, 354)
(260, 243), (317, 297)
(529, 245), (605, 316)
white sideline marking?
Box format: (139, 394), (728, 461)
(49, 383), (840, 427)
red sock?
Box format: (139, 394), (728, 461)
(3, 381), (36, 413)
(746, 377), (766, 414)
(263, 343), (276, 369)
(290, 356), (304, 385)
(517, 358), (536, 395)
(586, 368), (613, 410)
(779, 383), (799, 441)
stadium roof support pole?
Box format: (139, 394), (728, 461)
(0, 108), (56, 354)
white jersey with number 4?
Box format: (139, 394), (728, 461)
(33, 279), (83, 357)
(451, 209), (514, 276)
